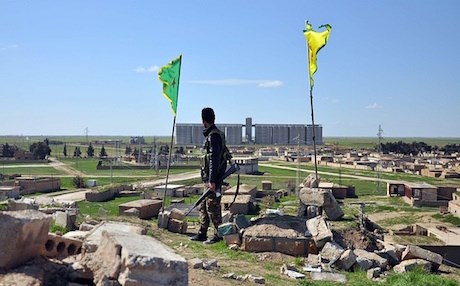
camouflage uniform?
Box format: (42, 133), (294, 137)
(198, 124), (227, 236)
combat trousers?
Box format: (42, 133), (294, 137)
(198, 190), (222, 235)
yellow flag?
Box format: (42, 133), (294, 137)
(304, 22), (331, 87)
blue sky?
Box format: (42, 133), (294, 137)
(1, 0), (459, 137)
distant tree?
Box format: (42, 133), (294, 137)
(29, 140), (51, 160)
(99, 145), (108, 158)
(63, 144), (68, 157)
(87, 143), (95, 157)
(73, 146), (81, 157)
(125, 145), (132, 156)
(72, 176), (85, 188)
(175, 146), (185, 154)
(2, 143), (16, 157)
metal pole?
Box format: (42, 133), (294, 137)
(161, 115), (177, 213)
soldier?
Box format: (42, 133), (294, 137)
(190, 107), (229, 244)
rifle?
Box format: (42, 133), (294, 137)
(184, 163), (239, 217)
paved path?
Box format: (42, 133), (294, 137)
(259, 163), (394, 183)
(45, 171), (201, 202)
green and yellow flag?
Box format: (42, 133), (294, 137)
(158, 55), (182, 115)
(304, 22), (331, 87)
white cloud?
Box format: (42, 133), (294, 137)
(135, 65), (159, 73)
(188, 79), (283, 88)
(0, 44), (19, 51)
(365, 103), (383, 109)
(322, 96), (339, 104)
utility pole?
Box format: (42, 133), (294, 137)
(84, 127), (89, 145)
(138, 139), (141, 164)
(376, 125), (384, 193)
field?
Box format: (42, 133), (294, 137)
(2, 136), (460, 285)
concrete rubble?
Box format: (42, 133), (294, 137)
(0, 210), (51, 269)
(298, 175), (344, 220)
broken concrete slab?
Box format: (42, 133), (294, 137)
(393, 259), (432, 273)
(242, 216), (309, 256)
(0, 210), (51, 269)
(353, 256), (374, 271)
(298, 188), (344, 220)
(303, 174), (320, 188)
(169, 208), (185, 221)
(41, 233), (82, 258)
(79, 222), (96, 232)
(54, 210), (77, 230)
(118, 199), (162, 219)
(249, 274), (265, 284)
(306, 215), (332, 249)
(335, 249), (357, 270)
(82, 230), (188, 286)
(310, 272), (347, 284)
(401, 245), (443, 269)
(320, 242), (344, 263)
(167, 218), (187, 234)
(82, 221), (146, 254)
(354, 249), (388, 269)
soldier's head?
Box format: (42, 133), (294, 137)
(201, 107), (215, 128)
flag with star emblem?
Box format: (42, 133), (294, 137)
(158, 55), (182, 115)
(304, 22), (331, 87)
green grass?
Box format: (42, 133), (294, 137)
(432, 213), (460, 226)
(77, 196), (142, 217)
(0, 166), (66, 176)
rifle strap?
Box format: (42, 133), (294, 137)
(226, 172), (240, 211)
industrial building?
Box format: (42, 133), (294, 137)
(176, 117), (323, 146)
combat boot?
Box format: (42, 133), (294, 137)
(204, 234), (222, 244)
(190, 231), (207, 242)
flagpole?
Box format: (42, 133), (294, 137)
(161, 55), (182, 213)
(309, 85), (319, 180)
(161, 115), (176, 213)
(305, 22), (319, 180)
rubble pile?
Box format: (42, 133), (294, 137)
(0, 210), (189, 286)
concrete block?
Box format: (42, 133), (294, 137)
(377, 248), (400, 266)
(306, 215), (332, 249)
(243, 237), (274, 253)
(275, 237), (309, 257)
(118, 199), (163, 219)
(393, 259), (431, 273)
(83, 230), (188, 286)
(354, 249), (388, 269)
(188, 258), (203, 269)
(63, 230), (90, 241)
(298, 188), (343, 220)
(402, 245), (443, 269)
(157, 211), (170, 229)
(320, 242), (344, 263)
(353, 256), (374, 271)
(310, 272), (347, 283)
(203, 258), (218, 270)
(261, 181), (272, 190)
(169, 208), (185, 221)
(41, 233), (82, 258)
(82, 221), (146, 254)
(224, 233), (241, 246)
(303, 174), (320, 188)
(122, 207), (140, 217)
(0, 210), (51, 269)
(367, 267), (381, 279)
(168, 218), (185, 234)
(335, 249), (357, 270)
